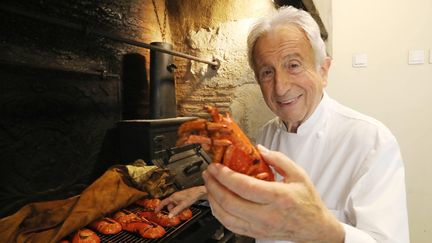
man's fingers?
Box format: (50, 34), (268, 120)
(167, 204), (187, 218)
(257, 144), (307, 182)
(155, 197), (174, 212)
(205, 175), (266, 238)
(207, 193), (252, 237)
(204, 171), (279, 239)
(205, 163), (281, 204)
(167, 204), (174, 211)
(203, 166), (288, 227)
(156, 197), (190, 217)
(204, 161), (307, 210)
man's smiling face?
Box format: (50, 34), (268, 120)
(253, 24), (328, 132)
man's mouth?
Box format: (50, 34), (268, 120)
(277, 94), (302, 105)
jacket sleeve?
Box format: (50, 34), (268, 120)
(343, 133), (410, 243)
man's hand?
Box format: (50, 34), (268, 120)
(202, 144), (345, 242)
(155, 186), (207, 217)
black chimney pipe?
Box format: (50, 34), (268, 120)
(149, 42), (177, 119)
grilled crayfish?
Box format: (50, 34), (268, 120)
(138, 211), (181, 227)
(177, 106), (274, 181)
(135, 198), (193, 226)
(71, 228), (100, 243)
(112, 209), (166, 239)
(135, 198), (161, 211)
(89, 217), (122, 235)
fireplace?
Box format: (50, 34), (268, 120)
(0, 61), (121, 217)
(0, 0), (185, 217)
(0, 1), (268, 242)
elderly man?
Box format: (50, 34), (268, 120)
(157, 6), (409, 243)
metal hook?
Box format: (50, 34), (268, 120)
(210, 58), (221, 70)
(167, 63), (177, 72)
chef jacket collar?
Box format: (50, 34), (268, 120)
(276, 91), (329, 136)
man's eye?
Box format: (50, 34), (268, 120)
(259, 67), (274, 82)
(289, 63), (300, 69)
(286, 60), (303, 74)
(263, 69), (273, 76)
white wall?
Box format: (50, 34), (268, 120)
(327, 0), (432, 242)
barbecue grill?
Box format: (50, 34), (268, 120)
(101, 144), (232, 243)
(97, 204), (210, 243)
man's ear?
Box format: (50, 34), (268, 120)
(319, 57), (332, 87)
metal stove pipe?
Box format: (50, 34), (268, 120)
(149, 42), (177, 119)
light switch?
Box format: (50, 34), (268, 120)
(408, 50), (425, 65)
(430, 49), (432, 64)
(352, 54), (367, 68)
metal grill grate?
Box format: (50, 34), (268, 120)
(97, 205), (206, 243)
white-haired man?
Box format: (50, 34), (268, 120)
(157, 6), (410, 243)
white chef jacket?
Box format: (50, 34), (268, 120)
(255, 92), (410, 243)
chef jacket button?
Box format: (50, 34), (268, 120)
(316, 131), (323, 138)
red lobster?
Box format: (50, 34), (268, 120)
(177, 106), (274, 181)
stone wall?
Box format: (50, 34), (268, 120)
(167, 0), (276, 140)
(1, 0), (329, 140)
(0, 0), (167, 74)
(0, 0), (277, 141)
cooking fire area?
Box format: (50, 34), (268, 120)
(0, 0), (296, 242)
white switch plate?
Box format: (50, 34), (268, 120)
(408, 50), (425, 65)
(430, 49), (432, 64)
(352, 54), (367, 68)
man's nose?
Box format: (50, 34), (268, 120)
(274, 71), (292, 96)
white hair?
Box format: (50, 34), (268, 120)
(247, 6), (327, 71)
